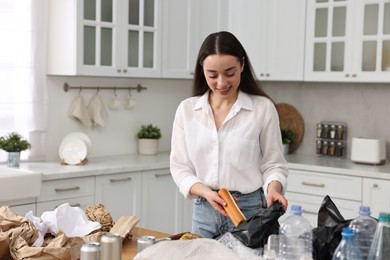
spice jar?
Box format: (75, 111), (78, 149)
(316, 124), (323, 138)
(322, 141), (329, 156)
(329, 141), (336, 156)
(336, 125), (344, 140)
(335, 141), (344, 157)
(329, 125), (336, 139)
(323, 124), (329, 139)
(316, 140), (322, 155)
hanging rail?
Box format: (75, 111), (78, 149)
(63, 82), (147, 93)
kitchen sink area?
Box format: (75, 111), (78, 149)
(0, 166), (41, 202)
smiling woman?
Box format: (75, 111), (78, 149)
(0, 0), (48, 162)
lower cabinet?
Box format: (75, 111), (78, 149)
(36, 176), (95, 216)
(95, 172), (142, 222)
(362, 178), (390, 218)
(285, 169), (362, 227)
(140, 169), (183, 234)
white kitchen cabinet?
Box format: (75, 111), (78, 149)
(228, 0), (306, 81)
(36, 176), (95, 215)
(140, 169), (184, 234)
(161, 0), (228, 79)
(305, 0), (390, 82)
(95, 172), (142, 222)
(47, 0), (162, 78)
(4, 198), (36, 216)
(285, 169), (362, 227)
(363, 178), (390, 218)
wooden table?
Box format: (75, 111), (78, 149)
(122, 227), (171, 259)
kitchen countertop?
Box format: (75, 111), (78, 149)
(2, 153), (390, 181)
(285, 154), (390, 180)
(6, 153), (170, 181)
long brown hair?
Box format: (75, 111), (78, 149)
(192, 31), (271, 100)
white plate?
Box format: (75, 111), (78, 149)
(59, 137), (88, 165)
(62, 132), (91, 152)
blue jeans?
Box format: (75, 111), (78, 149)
(192, 187), (266, 238)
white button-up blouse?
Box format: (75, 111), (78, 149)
(170, 90), (288, 199)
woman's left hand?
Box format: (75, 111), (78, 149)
(267, 181), (288, 210)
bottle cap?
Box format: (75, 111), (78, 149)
(359, 206), (371, 216)
(378, 212), (390, 222)
(290, 205), (302, 215)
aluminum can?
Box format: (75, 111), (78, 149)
(100, 233), (122, 260)
(80, 242), (100, 260)
(137, 236), (156, 253)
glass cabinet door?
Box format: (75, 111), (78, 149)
(360, 2), (390, 72)
(126, 0), (156, 69)
(312, 1), (348, 73)
(83, 0), (115, 67)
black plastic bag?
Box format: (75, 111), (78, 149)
(230, 203), (285, 249)
(312, 195), (352, 260)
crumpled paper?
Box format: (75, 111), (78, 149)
(41, 203), (101, 237)
(25, 211), (51, 247)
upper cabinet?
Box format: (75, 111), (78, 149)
(228, 0), (306, 81)
(305, 0), (390, 82)
(47, 0), (162, 78)
(161, 0), (228, 79)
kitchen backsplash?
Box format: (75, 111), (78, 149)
(44, 76), (390, 161)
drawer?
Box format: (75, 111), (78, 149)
(287, 170), (362, 201)
(38, 177), (94, 202)
(36, 196), (95, 216)
(282, 192), (361, 228)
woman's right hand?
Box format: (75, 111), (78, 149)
(189, 183), (229, 217)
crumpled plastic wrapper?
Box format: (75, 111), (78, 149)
(85, 204), (114, 232)
(217, 232), (262, 259)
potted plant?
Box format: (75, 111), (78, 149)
(281, 128), (295, 155)
(0, 132), (31, 167)
(137, 124), (162, 155)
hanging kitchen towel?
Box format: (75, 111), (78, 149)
(68, 93), (92, 128)
(88, 91), (108, 127)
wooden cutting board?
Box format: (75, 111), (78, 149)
(275, 103), (304, 153)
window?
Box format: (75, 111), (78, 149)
(0, 0), (48, 162)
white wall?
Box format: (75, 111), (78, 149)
(263, 81), (390, 159)
(46, 76), (390, 161)
(46, 76), (191, 161)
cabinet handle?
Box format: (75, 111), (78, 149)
(123, 69), (127, 73)
(352, 74), (357, 78)
(301, 181), (325, 188)
(117, 69), (122, 73)
(55, 203), (81, 209)
(55, 186), (80, 192)
(266, 73), (270, 77)
(345, 74), (349, 77)
(373, 183), (379, 188)
(154, 173), (171, 178)
(303, 209), (318, 215)
(260, 73), (264, 77)
(110, 177), (132, 183)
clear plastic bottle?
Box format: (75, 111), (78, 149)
(332, 227), (363, 260)
(367, 212), (390, 260)
(279, 205), (313, 260)
(349, 206), (378, 259)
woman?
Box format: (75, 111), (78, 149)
(170, 31), (289, 238)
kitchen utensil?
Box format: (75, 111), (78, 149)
(108, 91), (122, 110)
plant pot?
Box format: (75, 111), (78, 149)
(7, 152), (21, 167)
(138, 139), (159, 155)
(282, 144), (289, 155)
